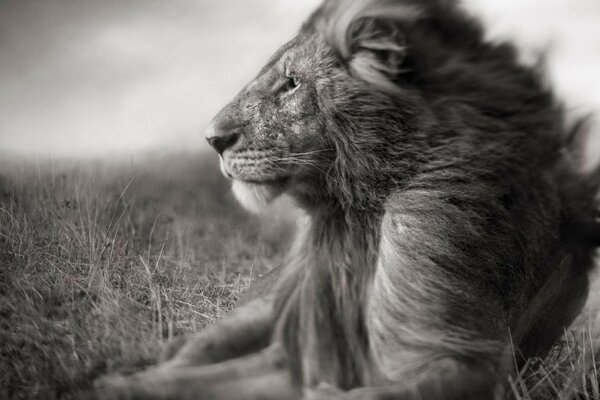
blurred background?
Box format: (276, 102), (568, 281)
(0, 0), (599, 160)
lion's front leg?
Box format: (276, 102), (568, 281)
(160, 295), (274, 368)
(96, 270), (287, 400)
(304, 359), (503, 400)
(160, 266), (283, 367)
(97, 344), (302, 400)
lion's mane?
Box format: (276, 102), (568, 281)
(272, 0), (600, 389)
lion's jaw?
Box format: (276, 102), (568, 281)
(231, 180), (286, 214)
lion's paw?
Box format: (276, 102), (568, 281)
(303, 383), (345, 400)
(94, 374), (138, 400)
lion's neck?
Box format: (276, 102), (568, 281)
(273, 205), (383, 389)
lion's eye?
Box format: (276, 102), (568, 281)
(281, 72), (300, 94)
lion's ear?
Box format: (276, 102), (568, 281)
(347, 17), (407, 84)
(327, 1), (421, 90)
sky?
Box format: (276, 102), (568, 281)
(0, 0), (599, 158)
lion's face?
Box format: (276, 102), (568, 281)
(206, 3), (429, 213)
(205, 34), (337, 212)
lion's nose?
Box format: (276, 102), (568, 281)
(205, 122), (241, 155)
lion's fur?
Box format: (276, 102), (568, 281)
(265, 0), (600, 392)
(100, 0), (600, 398)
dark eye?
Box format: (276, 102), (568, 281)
(281, 71), (300, 93)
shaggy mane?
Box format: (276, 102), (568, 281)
(273, 0), (600, 390)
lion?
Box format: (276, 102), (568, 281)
(96, 0), (600, 398)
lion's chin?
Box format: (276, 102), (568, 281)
(231, 180), (286, 214)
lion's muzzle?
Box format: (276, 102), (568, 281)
(205, 120), (242, 155)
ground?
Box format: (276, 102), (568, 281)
(0, 153), (598, 399)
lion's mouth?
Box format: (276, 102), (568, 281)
(222, 166), (290, 186)
(237, 176), (290, 186)
(220, 155), (290, 186)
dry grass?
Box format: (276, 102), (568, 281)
(0, 152), (597, 399)
(0, 153), (292, 399)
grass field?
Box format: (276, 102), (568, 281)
(0, 152), (598, 399)
(0, 152), (296, 399)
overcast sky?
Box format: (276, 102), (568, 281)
(1, 0), (599, 158)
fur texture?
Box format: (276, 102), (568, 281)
(99, 0), (600, 398)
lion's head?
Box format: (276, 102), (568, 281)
(205, 0), (556, 214)
(205, 1), (443, 213)
(204, 31), (331, 213)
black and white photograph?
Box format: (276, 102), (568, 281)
(1, 0), (600, 399)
